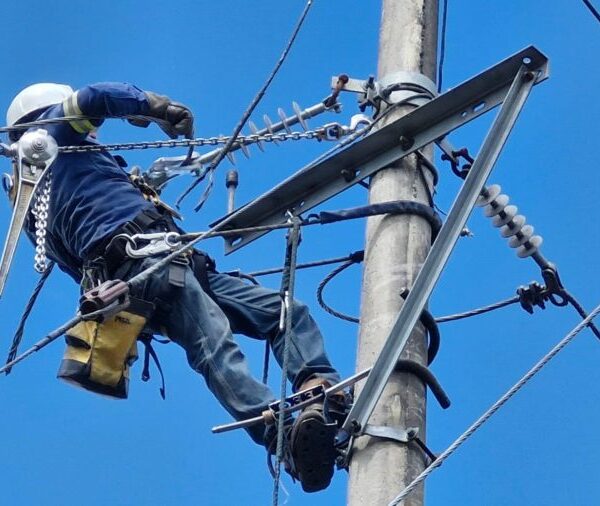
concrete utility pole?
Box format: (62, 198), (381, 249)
(348, 2), (438, 506)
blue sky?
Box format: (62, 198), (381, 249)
(0, 1), (599, 505)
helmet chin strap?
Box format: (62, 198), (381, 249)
(0, 129), (58, 297)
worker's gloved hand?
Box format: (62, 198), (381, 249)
(129, 92), (194, 139)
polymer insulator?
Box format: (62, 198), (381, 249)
(517, 235), (543, 258)
(508, 224), (534, 247)
(220, 136), (236, 165)
(277, 108), (292, 133)
(484, 194), (509, 217)
(248, 121), (265, 152)
(239, 142), (251, 159)
(476, 184), (501, 207)
(477, 182), (544, 260)
(499, 214), (526, 237)
(292, 101), (309, 131)
(491, 204), (517, 227)
(263, 115), (280, 144)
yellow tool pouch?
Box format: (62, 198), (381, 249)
(57, 298), (154, 399)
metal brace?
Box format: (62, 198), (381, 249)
(0, 129), (58, 297)
(362, 424), (417, 444)
(362, 425), (437, 463)
(341, 62), (541, 437)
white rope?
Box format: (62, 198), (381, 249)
(388, 301), (600, 506)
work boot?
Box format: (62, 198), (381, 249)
(289, 378), (348, 493)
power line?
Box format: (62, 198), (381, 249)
(387, 301), (600, 506)
(583, 0), (600, 23)
(438, 0), (449, 92)
(175, 0), (316, 210)
(4, 262), (54, 373)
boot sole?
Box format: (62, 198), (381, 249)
(291, 411), (337, 493)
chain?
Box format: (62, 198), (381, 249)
(57, 127), (337, 154)
(31, 170), (52, 273)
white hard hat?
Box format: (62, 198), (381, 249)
(6, 83), (74, 126)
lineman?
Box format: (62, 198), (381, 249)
(4, 82), (347, 492)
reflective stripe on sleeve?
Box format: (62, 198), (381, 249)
(62, 92), (97, 134)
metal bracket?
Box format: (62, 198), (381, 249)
(212, 46), (549, 254)
(333, 71), (436, 97)
(0, 129), (58, 297)
(341, 63), (540, 436)
(331, 71), (435, 113)
(355, 424), (437, 463)
(362, 424), (418, 444)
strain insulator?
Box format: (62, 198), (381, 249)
(248, 121), (265, 152)
(476, 183), (543, 259)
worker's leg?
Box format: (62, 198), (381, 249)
(126, 257), (277, 445)
(206, 271), (341, 392)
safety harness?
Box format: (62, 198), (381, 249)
(57, 175), (216, 400)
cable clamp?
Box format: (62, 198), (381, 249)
(517, 267), (568, 313)
(329, 71), (436, 117)
(361, 425), (437, 464)
(441, 146), (474, 179)
(517, 281), (548, 314)
(363, 424), (415, 443)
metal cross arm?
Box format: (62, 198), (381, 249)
(210, 46), (549, 255)
(340, 63), (542, 437)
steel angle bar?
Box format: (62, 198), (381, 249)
(340, 65), (538, 436)
(212, 46), (549, 254)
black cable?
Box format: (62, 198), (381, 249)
(317, 260), (359, 323)
(244, 251), (364, 278)
(4, 262), (55, 374)
(583, 0), (600, 23)
(435, 296), (521, 323)
(562, 289), (600, 340)
(438, 0), (449, 92)
(176, 0), (316, 210)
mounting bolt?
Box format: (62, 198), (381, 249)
(399, 135), (414, 150)
(406, 427), (419, 439)
(523, 71), (535, 82)
(341, 168), (357, 182)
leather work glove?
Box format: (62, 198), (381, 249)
(129, 91), (194, 139)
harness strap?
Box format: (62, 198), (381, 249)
(139, 333), (168, 400)
(88, 207), (176, 275)
(191, 251), (217, 299)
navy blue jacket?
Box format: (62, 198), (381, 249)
(24, 82), (156, 281)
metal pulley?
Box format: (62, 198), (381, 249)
(18, 129), (59, 166)
(0, 128), (58, 297)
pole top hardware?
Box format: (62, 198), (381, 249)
(217, 46), (549, 255)
(330, 71), (437, 116)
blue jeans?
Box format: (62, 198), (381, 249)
(124, 255), (341, 446)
